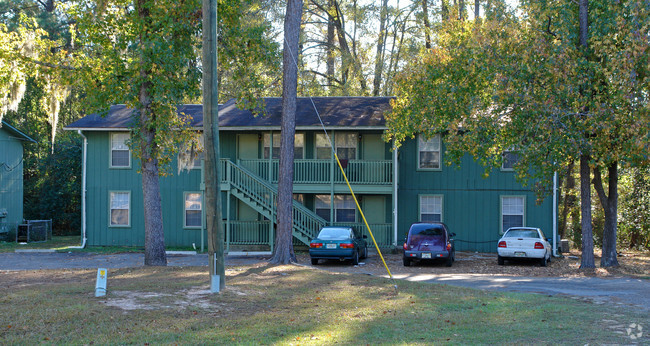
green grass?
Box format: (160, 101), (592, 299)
(0, 236), (80, 253)
(0, 265), (647, 344)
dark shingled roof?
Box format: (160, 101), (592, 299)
(64, 97), (392, 131)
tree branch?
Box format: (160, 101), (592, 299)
(592, 166), (609, 210)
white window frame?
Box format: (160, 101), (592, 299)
(419, 195), (443, 222)
(315, 195), (331, 221)
(315, 133), (358, 160)
(500, 195), (526, 234)
(315, 194), (357, 222)
(109, 191), (131, 227)
(501, 150), (519, 171)
(184, 192), (203, 228)
(264, 133), (305, 159)
(110, 132), (131, 168)
(417, 134), (441, 170)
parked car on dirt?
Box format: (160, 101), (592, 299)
(497, 227), (551, 266)
(403, 222), (455, 267)
(309, 226), (368, 265)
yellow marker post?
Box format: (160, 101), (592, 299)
(95, 268), (107, 297)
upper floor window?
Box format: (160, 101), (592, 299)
(316, 133), (357, 160)
(501, 196), (525, 234)
(109, 191), (130, 227)
(418, 134), (441, 170)
(179, 137), (204, 172)
(502, 151), (519, 171)
(263, 133), (305, 159)
(419, 195), (443, 222)
(110, 133), (131, 168)
(184, 192), (202, 228)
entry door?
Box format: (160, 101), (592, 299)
(362, 196), (386, 224)
(362, 134), (385, 160)
(237, 134), (259, 160)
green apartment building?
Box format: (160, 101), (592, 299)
(64, 97), (556, 252)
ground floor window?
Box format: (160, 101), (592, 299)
(419, 195), (443, 222)
(501, 196), (525, 233)
(184, 192), (202, 228)
(109, 191), (130, 227)
(315, 194), (356, 222)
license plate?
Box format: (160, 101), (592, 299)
(515, 252), (526, 257)
(421, 253), (432, 259)
(326, 243), (337, 249)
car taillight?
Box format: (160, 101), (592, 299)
(403, 242), (408, 250)
(310, 242), (322, 248)
(340, 243), (354, 249)
(498, 241), (507, 248)
(534, 242), (544, 249)
(446, 243), (452, 251)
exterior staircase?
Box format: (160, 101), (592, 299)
(223, 160), (326, 245)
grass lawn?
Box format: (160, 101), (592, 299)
(0, 236), (80, 253)
(1, 264), (647, 344)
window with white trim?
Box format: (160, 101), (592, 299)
(501, 196), (525, 233)
(419, 195), (443, 222)
(110, 133), (131, 168)
(315, 194), (356, 222)
(184, 193), (202, 228)
(315, 133), (357, 160)
(418, 134), (441, 170)
(109, 191), (130, 226)
(263, 133), (305, 159)
(502, 151), (519, 170)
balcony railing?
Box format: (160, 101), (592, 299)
(238, 159), (392, 185)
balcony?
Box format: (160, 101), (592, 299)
(237, 159), (393, 186)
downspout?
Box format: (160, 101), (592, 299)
(552, 171), (558, 257)
(69, 130), (87, 249)
(392, 142), (398, 248)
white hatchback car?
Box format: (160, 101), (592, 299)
(497, 227), (551, 266)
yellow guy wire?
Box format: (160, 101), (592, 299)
(284, 37), (396, 285)
(332, 152), (393, 280)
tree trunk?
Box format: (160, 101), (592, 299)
(270, 0), (302, 264)
(559, 160), (576, 239)
(594, 163), (619, 267)
(441, 0), (449, 21)
(474, 0), (479, 19)
(326, 0), (335, 83)
(137, 0), (166, 266)
(579, 154), (595, 268)
(202, 0), (225, 288)
(422, 0), (432, 49)
(372, 0), (389, 96)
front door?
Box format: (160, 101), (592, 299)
(237, 134), (259, 160)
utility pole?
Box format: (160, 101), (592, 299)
(202, 0), (225, 291)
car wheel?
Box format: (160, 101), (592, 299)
(403, 258), (411, 267)
(540, 256), (547, 267)
(445, 255), (453, 267)
(311, 258), (318, 265)
(497, 255), (505, 265)
(352, 250), (359, 265)
(361, 246), (368, 259)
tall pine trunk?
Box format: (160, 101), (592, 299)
(372, 0), (388, 96)
(137, 0), (166, 266)
(578, 0), (595, 269)
(594, 163), (619, 267)
(270, 0), (303, 264)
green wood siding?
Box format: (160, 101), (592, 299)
(0, 128), (25, 226)
(397, 138), (554, 252)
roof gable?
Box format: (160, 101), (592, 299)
(0, 121), (36, 143)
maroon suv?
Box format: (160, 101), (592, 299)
(403, 222), (456, 267)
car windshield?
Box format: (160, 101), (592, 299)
(504, 229), (539, 238)
(317, 228), (352, 240)
(410, 224), (445, 237)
